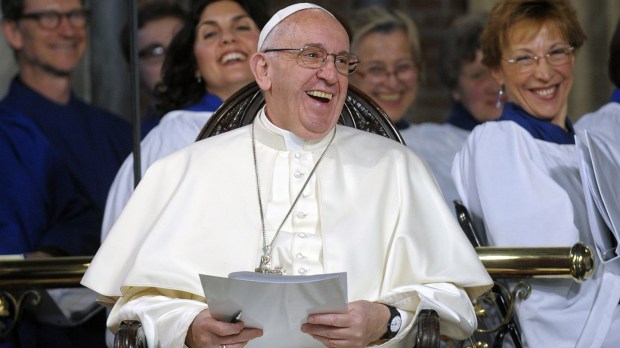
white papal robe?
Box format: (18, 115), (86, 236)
(452, 120), (620, 348)
(83, 109), (492, 347)
(401, 123), (470, 210)
(101, 110), (213, 239)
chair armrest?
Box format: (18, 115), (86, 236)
(414, 309), (440, 348)
(114, 320), (147, 348)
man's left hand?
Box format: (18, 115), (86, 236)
(301, 300), (390, 347)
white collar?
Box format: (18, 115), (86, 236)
(256, 107), (334, 151)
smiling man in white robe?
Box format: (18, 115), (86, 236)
(82, 3), (492, 347)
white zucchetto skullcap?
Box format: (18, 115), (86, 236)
(257, 3), (334, 51)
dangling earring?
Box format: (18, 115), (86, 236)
(196, 75), (203, 84)
(496, 85), (504, 109)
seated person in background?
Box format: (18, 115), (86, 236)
(348, 5), (421, 130)
(102, 0), (268, 239)
(404, 13), (503, 207)
(82, 3), (492, 347)
(0, 0), (132, 346)
(575, 15), (620, 137)
(452, 0), (620, 346)
(120, 1), (186, 136)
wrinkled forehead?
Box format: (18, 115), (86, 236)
(271, 10), (349, 51)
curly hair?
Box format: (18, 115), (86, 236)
(155, 0), (268, 116)
(481, 0), (586, 69)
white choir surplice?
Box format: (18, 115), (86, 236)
(452, 120), (620, 348)
(575, 101), (620, 140)
(83, 109), (492, 347)
(101, 110), (213, 240)
(400, 123), (470, 209)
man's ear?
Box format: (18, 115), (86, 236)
(250, 53), (271, 91)
(2, 19), (24, 50)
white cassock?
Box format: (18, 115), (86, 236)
(83, 108), (492, 347)
(400, 123), (470, 210)
(452, 120), (620, 348)
(101, 110), (213, 240)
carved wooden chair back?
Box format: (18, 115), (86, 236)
(195, 81), (404, 144)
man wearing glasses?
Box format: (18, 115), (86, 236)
(0, 0), (131, 347)
(83, 3), (491, 347)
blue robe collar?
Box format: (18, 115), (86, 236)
(447, 102), (481, 131)
(499, 102), (575, 144)
(184, 93), (223, 112)
(611, 88), (620, 103)
(394, 119), (410, 130)
(10, 76), (77, 107)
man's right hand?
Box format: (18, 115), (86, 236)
(185, 309), (263, 347)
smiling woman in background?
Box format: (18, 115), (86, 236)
(102, 0), (268, 240)
(452, 0), (620, 346)
(349, 5), (421, 130)
(404, 12), (503, 207)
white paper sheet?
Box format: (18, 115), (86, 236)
(199, 272), (348, 348)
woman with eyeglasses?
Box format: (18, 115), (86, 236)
(102, 0), (268, 240)
(348, 5), (421, 130)
(453, 1), (620, 347)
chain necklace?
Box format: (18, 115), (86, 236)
(252, 120), (336, 274)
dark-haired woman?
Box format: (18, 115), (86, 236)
(103, 0), (267, 239)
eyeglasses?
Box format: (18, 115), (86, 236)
(19, 9), (90, 30)
(356, 62), (417, 83)
(262, 45), (360, 76)
(138, 43), (167, 64)
(504, 46), (574, 73)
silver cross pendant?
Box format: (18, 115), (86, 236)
(255, 254), (284, 274)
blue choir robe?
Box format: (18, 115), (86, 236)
(0, 78), (132, 218)
(0, 106), (99, 255)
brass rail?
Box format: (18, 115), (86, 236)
(0, 256), (91, 288)
(477, 242), (594, 281)
(0, 243), (594, 289)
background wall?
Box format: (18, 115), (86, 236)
(1, 0), (618, 124)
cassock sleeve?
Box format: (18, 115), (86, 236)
(108, 288), (207, 348)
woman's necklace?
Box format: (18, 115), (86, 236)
(252, 120), (336, 274)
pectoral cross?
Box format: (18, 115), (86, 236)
(255, 254), (284, 274)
